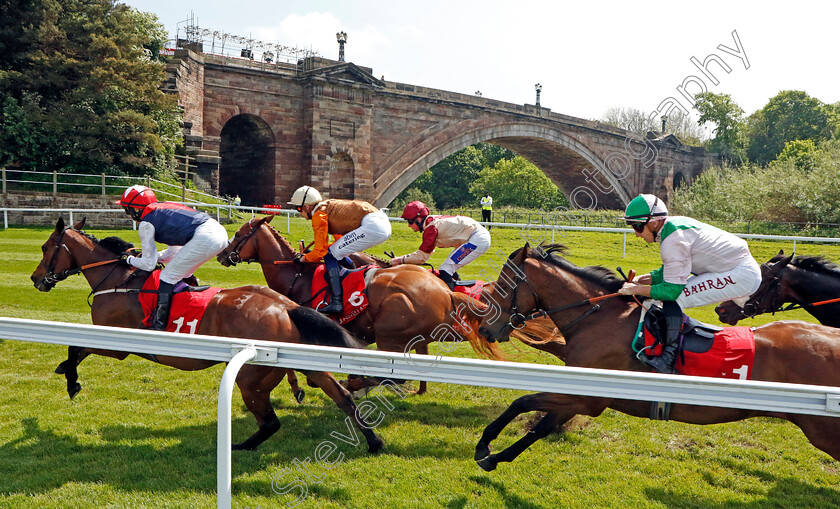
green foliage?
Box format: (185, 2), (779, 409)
(388, 187), (436, 216)
(393, 143), (515, 209)
(672, 141), (840, 223)
(695, 92), (747, 163)
(0, 0), (181, 176)
(746, 90), (832, 166)
(470, 155), (568, 209)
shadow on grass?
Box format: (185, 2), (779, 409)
(466, 475), (547, 509)
(644, 458), (840, 508)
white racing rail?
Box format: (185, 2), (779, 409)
(2, 317), (840, 508)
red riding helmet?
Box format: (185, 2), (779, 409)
(116, 185), (157, 209)
(401, 201), (429, 222)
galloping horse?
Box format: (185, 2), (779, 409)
(474, 243), (840, 471)
(716, 250), (840, 327)
(29, 218), (384, 452)
(217, 216), (503, 394)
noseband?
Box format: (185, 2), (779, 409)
(43, 227), (83, 286)
(739, 264), (783, 318)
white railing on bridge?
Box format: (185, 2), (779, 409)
(1, 317), (839, 508)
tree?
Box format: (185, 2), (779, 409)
(694, 92), (746, 163)
(600, 106), (705, 146)
(469, 156), (567, 209)
(0, 0), (181, 176)
(746, 90), (831, 166)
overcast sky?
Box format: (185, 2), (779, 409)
(122, 0), (839, 122)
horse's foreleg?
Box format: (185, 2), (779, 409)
(303, 370), (385, 454)
(54, 350), (91, 375)
(477, 412), (564, 472)
(285, 369), (305, 404)
(62, 346), (83, 399)
(475, 393), (607, 469)
(233, 366), (285, 450)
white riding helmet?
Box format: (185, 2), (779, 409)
(288, 185), (323, 208)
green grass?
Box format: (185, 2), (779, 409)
(1, 219), (839, 508)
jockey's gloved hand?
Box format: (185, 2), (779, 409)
(293, 253), (305, 264)
(118, 254), (131, 265)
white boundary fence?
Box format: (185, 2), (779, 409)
(4, 206), (840, 257)
(1, 317), (840, 508)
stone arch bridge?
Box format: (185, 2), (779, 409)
(166, 49), (717, 209)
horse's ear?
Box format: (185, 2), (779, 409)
(73, 217), (86, 230)
(263, 214), (274, 224)
(55, 217), (65, 232)
(768, 254), (794, 274)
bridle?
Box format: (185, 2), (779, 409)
(495, 256), (622, 338)
(738, 263), (784, 318)
(222, 219), (262, 265)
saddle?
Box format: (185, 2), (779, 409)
(642, 303), (723, 354)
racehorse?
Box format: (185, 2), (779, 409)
(474, 243), (840, 471)
(217, 216), (506, 394)
(29, 218), (384, 452)
(716, 250), (840, 327)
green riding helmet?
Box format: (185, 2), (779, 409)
(622, 194), (668, 224)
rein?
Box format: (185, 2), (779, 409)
(739, 262), (840, 318)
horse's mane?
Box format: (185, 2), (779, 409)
(791, 255), (840, 277)
(517, 243), (625, 293)
(264, 223), (298, 253)
(98, 236), (135, 255)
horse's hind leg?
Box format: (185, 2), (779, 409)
(303, 370), (384, 454)
(793, 415), (840, 461)
(233, 366), (285, 450)
(477, 412), (564, 472)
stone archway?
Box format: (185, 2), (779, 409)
(219, 114), (276, 206)
(329, 152), (355, 199)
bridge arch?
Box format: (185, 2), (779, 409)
(219, 114), (276, 206)
(373, 122), (633, 208)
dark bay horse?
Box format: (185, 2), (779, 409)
(29, 218), (384, 452)
(217, 216), (504, 394)
(474, 243), (840, 471)
(716, 250), (840, 327)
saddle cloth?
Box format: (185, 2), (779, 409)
(311, 264), (373, 325)
(634, 305), (756, 379)
(139, 270), (221, 333)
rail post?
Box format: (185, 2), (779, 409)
(101, 173), (106, 196)
(217, 346), (257, 509)
(53, 170), (57, 196)
(2, 167), (6, 194)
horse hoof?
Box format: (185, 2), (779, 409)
(294, 389), (306, 404)
(476, 456), (498, 472)
(68, 383), (82, 399)
(474, 443), (491, 461)
(232, 442), (255, 451)
(368, 437), (385, 454)
(55, 362), (67, 375)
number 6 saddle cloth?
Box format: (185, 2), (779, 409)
(139, 270), (221, 332)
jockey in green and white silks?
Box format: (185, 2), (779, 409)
(618, 194), (761, 373)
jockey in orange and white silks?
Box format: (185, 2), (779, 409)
(117, 185), (229, 330)
(289, 185), (392, 314)
(390, 201), (491, 290)
(617, 194), (761, 374)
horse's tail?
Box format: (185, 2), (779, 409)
(287, 306), (365, 349)
(450, 292), (505, 361)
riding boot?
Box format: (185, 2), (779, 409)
(438, 270), (456, 290)
(150, 281), (174, 330)
(319, 265), (344, 315)
(642, 301), (682, 374)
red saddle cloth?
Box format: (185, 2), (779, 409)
(643, 325), (756, 379)
(312, 265), (371, 325)
(139, 271), (221, 333)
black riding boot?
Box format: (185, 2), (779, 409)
(319, 265), (344, 315)
(438, 270), (456, 290)
(150, 281), (174, 330)
(643, 301), (682, 374)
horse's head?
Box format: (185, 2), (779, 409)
(217, 215), (277, 266)
(478, 244), (539, 343)
(30, 217), (88, 291)
(715, 251), (794, 324)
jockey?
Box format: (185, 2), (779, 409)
(618, 194), (761, 373)
(389, 201), (491, 290)
(116, 185), (229, 330)
(289, 185), (392, 315)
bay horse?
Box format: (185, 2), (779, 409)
(217, 216), (504, 395)
(716, 250), (840, 327)
(474, 243), (840, 471)
(29, 217), (384, 452)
